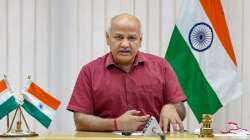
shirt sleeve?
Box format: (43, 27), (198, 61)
(162, 60), (187, 104)
(67, 66), (94, 114)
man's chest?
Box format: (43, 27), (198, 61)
(91, 68), (165, 112)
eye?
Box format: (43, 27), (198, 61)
(113, 35), (123, 40)
(128, 36), (137, 41)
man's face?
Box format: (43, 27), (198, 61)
(106, 18), (142, 66)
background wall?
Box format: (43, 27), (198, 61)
(0, 0), (249, 133)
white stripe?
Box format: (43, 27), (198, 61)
(23, 92), (55, 119)
(0, 90), (13, 105)
(176, 0), (242, 105)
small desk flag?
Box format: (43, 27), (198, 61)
(22, 80), (61, 128)
(0, 79), (19, 120)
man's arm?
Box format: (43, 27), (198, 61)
(74, 110), (150, 131)
(74, 112), (113, 131)
(159, 102), (186, 133)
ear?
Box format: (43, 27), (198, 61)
(105, 32), (110, 46)
(138, 34), (143, 48)
(140, 34), (143, 41)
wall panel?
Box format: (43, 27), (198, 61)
(0, 0), (8, 132)
(0, 0), (249, 133)
(242, 0), (250, 130)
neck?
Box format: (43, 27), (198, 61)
(116, 64), (132, 73)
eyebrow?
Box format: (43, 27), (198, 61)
(112, 32), (138, 36)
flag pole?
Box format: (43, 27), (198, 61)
(7, 114), (9, 131)
(0, 106), (38, 137)
(7, 105), (19, 133)
(3, 75), (9, 131)
(19, 106), (31, 131)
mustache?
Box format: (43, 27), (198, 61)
(119, 48), (131, 52)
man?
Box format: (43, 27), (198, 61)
(67, 13), (186, 133)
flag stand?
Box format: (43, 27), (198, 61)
(0, 105), (38, 137)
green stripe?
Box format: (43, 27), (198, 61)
(0, 96), (18, 120)
(22, 100), (51, 128)
(165, 25), (222, 123)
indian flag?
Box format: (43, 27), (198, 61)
(22, 81), (61, 128)
(0, 79), (19, 120)
(165, 0), (242, 123)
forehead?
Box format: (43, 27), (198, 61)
(110, 17), (141, 34)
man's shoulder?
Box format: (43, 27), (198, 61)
(80, 53), (108, 71)
(88, 54), (108, 66)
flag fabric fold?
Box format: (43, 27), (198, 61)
(0, 79), (19, 120)
(165, 0), (242, 122)
(22, 81), (61, 128)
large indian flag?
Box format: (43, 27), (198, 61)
(165, 0), (242, 122)
(0, 79), (19, 120)
(22, 81), (61, 128)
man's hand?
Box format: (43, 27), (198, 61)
(116, 110), (150, 131)
(159, 104), (185, 133)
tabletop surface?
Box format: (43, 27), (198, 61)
(0, 131), (249, 140)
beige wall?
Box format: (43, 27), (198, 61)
(0, 0), (249, 133)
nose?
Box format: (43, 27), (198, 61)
(120, 38), (129, 48)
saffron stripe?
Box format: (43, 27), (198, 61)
(0, 80), (7, 93)
(200, 0), (237, 66)
(27, 82), (60, 110)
